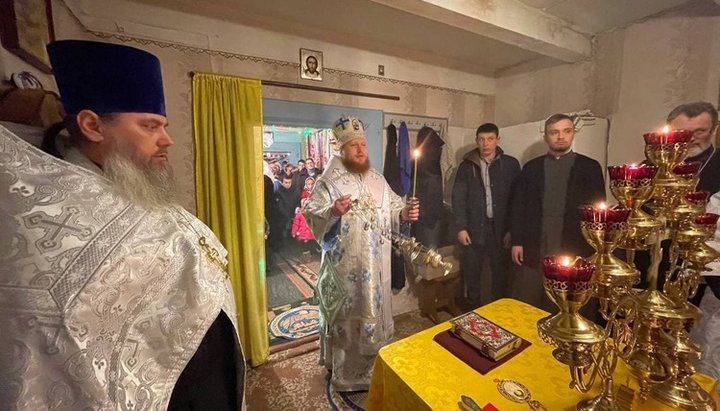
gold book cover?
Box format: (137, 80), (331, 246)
(451, 312), (522, 361)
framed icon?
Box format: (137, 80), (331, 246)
(300, 48), (322, 81)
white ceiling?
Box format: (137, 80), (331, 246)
(131, 0), (710, 76)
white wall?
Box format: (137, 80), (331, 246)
(0, 48), (57, 91)
(494, 2), (720, 170)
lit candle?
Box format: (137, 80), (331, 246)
(411, 149), (421, 198)
(626, 163), (638, 180)
(598, 202), (607, 223)
(559, 256), (572, 278)
(644, 127), (693, 145)
(542, 255), (595, 289)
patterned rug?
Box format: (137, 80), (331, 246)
(246, 310), (437, 410)
(283, 254), (320, 288)
(266, 260), (314, 310)
(269, 304), (320, 340)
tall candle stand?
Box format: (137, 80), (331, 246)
(537, 256), (638, 411)
(538, 127), (719, 411)
(619, 129), (716, 410)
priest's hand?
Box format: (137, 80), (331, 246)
(401, 201), (420, 222)
(511, 245), (524, 266)
(457, 230), (472, 246)
(331, 194), (352, 217)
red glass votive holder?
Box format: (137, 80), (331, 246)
(542, 256), (595, 291)
(685, 191), (709, 205)
(643, 129), (694, 145)
(579, 205), (631, 224)
(608, 164), (658, 181)
(694, 213), (720, 226)
(672, 161), (702, 177)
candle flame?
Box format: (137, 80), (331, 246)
(413, 149), (421, 159)
(597, 202), (607, 210)
(662, 125), (670, 133)
(561, 256), (571, 267)
(629, 163), (638, 169)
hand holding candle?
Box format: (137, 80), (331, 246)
(402, 198), (420, 222)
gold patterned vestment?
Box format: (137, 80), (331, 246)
(303, 155), (405, 391)
(0, 126), (244, 410)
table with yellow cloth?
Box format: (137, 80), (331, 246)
(367, 298), (717, 410)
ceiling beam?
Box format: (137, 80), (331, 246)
(367, 0), (591, 63)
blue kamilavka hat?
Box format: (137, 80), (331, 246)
(47, 40), (166, 116)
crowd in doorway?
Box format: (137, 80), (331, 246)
(264, 157), (324, 261)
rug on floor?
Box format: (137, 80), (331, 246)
(269, 304), (320, 340)
(283, 254), (320, 288)
(246, 310), (436, 410)
(266, 261), (314, 309)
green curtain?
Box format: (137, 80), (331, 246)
(192, 73), (268, 366)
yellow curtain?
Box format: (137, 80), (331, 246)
(192, 73), (268, 366)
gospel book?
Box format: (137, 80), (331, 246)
(450, 312), (522, 361)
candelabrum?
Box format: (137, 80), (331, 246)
(540, 127), (719, 411)
(537, 256), (638, 411)
(621, 130), (717, 410)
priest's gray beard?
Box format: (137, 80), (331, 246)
(103, 151), (176, 210)
(342, 157), (371, 174)
(687, 141), (712, 158)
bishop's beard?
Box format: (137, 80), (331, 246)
(103, 151), (176, 210)
(341, 157), (371, 174)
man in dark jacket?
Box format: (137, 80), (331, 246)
(510, 113), (605, 310)
(453, 123), (521, 309)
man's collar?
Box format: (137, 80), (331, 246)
(64, 147), (104, 175)
(547, 149), (573, 160)
(481, 151), (496, 163)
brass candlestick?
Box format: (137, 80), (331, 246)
(608, 165), (663, 250)
(579, 205), (638, 319)
(541, 127), (718, 411)
(622, 129), (717, 409)
(538, 257), (638, 411)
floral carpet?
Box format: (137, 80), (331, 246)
(246, 310), (438, 410)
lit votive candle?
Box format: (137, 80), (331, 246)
(579, 204), (631, 225)
(643, 127), (693, 145)
(542, 256), (595, 290)
(607, 164), (658, 181)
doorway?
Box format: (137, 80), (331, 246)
(262, 99), (383, 348)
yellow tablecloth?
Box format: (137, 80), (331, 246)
(367, 298), (717, 411)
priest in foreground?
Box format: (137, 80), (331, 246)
(0, 40), (244, 410)
(303, 117), (419, 391)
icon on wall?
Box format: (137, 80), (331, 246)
(299, 48), (323, 81)
(263, 130), (274, 148)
